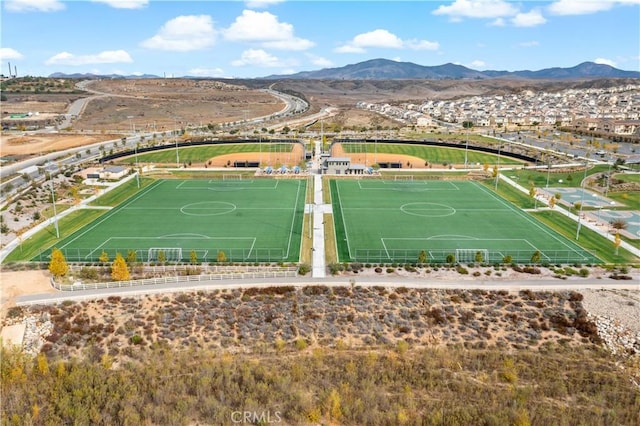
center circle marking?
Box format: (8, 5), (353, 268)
(180, 201), (236, 216)
(400, 202), (456, 218)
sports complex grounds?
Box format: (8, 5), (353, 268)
(331, 179), (599, 264)
(28, 174), (604, 266)
(33, 178), (306, 263)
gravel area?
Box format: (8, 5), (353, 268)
(581, 289), (640, 335)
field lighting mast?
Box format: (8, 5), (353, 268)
(48, 166), (60, 239)
(575, 161), (589, 240)
(174, 119), (180, 168)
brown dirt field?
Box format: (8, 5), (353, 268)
(206, 144), (306, 167)
(0, 270), (55, 318)
(75, 79), (285, 133)
(0, 133), (122, 156)
(331, 143), (428, 168)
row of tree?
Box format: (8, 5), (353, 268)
(48, 248), (129, 282)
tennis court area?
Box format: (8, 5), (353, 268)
(36, 178), (306, 263)
(330, 179), (600, 264)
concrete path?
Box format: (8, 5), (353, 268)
(311, 138), (328, 278)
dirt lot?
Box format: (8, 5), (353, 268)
(0, 133), (123, 157)
(74, 79), (285, 133)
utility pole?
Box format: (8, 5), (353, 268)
(48, 167), (59, 239)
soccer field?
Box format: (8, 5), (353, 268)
(330, 179), (600, 264)
(37, 178), (307, 263)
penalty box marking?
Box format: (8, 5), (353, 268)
(84, 236), (257, 259)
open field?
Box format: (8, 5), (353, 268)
(0, 133), (123, 158)
(3, 285), (639, 424)
(331, 179), (601, 264)
(30, 178), (307, 263)
(117, 142), (305, 167)
(333, 142), (524, 168)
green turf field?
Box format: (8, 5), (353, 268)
(330, 179), (601, 264)
(119, 144), (294, 164)
(36, 178), (306, 263)
(339, 143), (523, 165)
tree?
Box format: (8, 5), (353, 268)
(126, 250), (137, 265)
(111, 253), (130, 281)
(610, 219), (628, 231)
(474, 251), (484, 264)
(492, 164), (499, 178)
(529, 185), (538, 209)
(530, 250), (541, 264)
(548, 196), (556, 209)
(99, 251), (109, 263)
(613, 232), (621, 255)
(418, 250), (427, 265)
(189, 250), (198, 265)
(157, 250), (166, 264)
(217, 250), (227, 263)
(48, 248), (68, 278)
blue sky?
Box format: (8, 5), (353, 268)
(1, 0), (639, 78)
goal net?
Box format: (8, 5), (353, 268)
(223, 174), (243, 181)
(147, 247), (183, 262)
(393, 175), (414, 181)
(455, 249), (489, 264)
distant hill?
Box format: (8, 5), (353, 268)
(48, 72), (160, 79)
(265, 59), (640, 80)
(48, 59), (640, 81)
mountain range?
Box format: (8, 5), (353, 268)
(49, 59), (640, 80)
(264, 59), (640, 80)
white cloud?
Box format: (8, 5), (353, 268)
(512, 9), (547, 26)
(4, 0), (64, 12)
(337, 29), (439, 53)
(188, 67), (227, 77)
(519, 41), (540, 47)
(232, 49), (283, 67)
(45, 50), (133, 66)
(548, 0), (615, 15)
(489, 18), (506, 26)
(470, 60), (486, 68)
(0, 48), (24, 61)
(594, 57), (617, 67)
(306, 54), (333, 68)
(224, 10), (313, 51)
(91, 0), (148, 9)
(262, 38), (315, 51)
(141, 15), (216, 51)
(352, 29), (404, 49)
(432, 0), (518, 19)
(244, 0), (285, 8)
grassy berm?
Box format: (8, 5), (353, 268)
(2, 286), (639, 425)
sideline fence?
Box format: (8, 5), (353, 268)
(34, 247), (287, 263)
(49, 268), (299, 292)
(352, 248), (599, 264)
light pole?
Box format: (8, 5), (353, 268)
(604, 156), (613, 196)
(546, 158), (551, 188)
(135, 143), (140, 189)
(464, 123), (469, 168)
(494, 142), (501, 191)
(575, 162), (589, 240)
(175, 119), (180, 168)
(48, 166), (59, 239)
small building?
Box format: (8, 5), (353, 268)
(101, 165), (128, 180)
(321, 157), (367, 175)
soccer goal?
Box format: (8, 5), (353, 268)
(455, 249), (489, 264)
(147, 247), (183, 262)
(223, 174), (243, 181)
(393, 175), (414, 181)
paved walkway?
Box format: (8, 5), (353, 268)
(311, 139), (329, 278)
